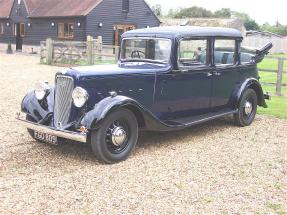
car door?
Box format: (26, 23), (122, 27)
(211, 38), (240, 111)
(153, 38), (213, 120)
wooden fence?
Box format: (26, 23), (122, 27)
(258, 56), (286, 96)
(40, 36), (119, 65)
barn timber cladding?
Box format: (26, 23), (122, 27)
(0, 0), (160, 50)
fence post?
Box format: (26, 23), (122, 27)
(114, 46), (119, 62)
(276, 58), (284, 96)
(87, 35), (94, 65)
(97, 36), (103, 62)
(40, 41), (44, 63)
(46, 38), (53, 65)
(67, 42), (72, 64)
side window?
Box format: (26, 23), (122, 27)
(179, 39), (208, 67)
(214, 39), (236, 66)
(240, 46), (254, 64)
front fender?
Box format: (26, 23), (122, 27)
(235, 78), (267, 108)
(81, 95), (182, 131)
(21, 88), (54, 122)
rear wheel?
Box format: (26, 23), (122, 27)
(234, 88), (258, 127)
(91, 109), (138, 164)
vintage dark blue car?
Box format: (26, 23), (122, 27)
(17, 26), (272, 163)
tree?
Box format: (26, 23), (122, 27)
(171, 6), (213, 18)
(261, 22), (287, 36)
(232, 11), (250, 22)
(151, 4), (162, 17)
(232, 11), (260, 30)
(214, 8), (231, 18)
(244, 20), (260, 31)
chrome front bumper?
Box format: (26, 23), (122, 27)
(16, 113), (87, 143)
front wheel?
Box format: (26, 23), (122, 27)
(234, 88), (258, 127)
(91, 109), (139, 164)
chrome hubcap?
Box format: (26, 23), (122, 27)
(244, 101), (253, 115)
(111, 126), (127, 146)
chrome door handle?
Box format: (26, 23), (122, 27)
(213, 71), (221, 76)
(206, 72), (212, 77)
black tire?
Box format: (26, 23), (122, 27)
(234, 88), (258, 127)
(91, 108), (138, 164)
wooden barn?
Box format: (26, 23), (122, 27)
(0, 0), (160, 52)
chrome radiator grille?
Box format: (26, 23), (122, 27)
(54, 76), (74, 128)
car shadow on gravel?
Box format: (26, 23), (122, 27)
(137, 117), (237, 148)
(24, 117), (237, 162)
(3, 117), (238, 168)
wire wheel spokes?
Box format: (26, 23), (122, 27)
(105, 119), (130, 154)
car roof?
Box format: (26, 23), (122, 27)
(123, 26), (243, 39)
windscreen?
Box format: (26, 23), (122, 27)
(121, 38), (172, 63)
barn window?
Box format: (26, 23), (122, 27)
(0, 23), (4, 34)
(122, 0), (129, 12)
(20, 23), (25, 37)
(58, 23), (74, 39)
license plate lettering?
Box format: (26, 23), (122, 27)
(34, 131), (58, 145)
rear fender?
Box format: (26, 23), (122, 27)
(236, 78), (267, 108)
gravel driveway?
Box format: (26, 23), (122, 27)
(0, 53), (286, 214)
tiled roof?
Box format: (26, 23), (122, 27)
(0, 0), (13, 18)
(0, 0), (103, 18)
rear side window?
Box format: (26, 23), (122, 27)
(179, 39), (208, 67)
(240, 46), (254, 64)
(214, 39), (236, 66)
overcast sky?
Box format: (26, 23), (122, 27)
(146, 0), (287, 25)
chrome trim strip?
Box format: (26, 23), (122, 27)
(184, 109), (238, 127)
(16, 114), (87, 143)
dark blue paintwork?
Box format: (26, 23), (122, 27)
(21, 27), (271, 134)
(122, 26), (243, 39)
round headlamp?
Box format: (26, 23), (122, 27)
(72, 87), (89, 108)
(34, 81), (50, 100)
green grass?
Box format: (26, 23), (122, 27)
(258, 96), (287, 120)
(258, 58), (287, 71)
(257, 54), (287, 120)
(267, 203), (286, 215)
(259, 71), (287, 85)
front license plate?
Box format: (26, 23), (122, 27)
(34, 131), (58, 145)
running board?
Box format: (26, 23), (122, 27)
(164, 109), (238, 127)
